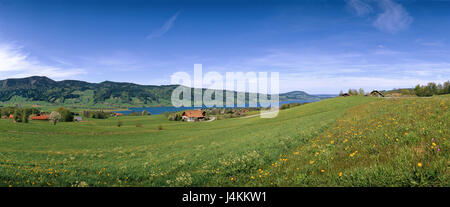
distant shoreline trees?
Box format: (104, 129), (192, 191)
(82, 110), (112, 119)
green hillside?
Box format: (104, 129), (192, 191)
(0, 76), (321, 109)
(0, 76), (178, 108)
(0, 95), (447, 187)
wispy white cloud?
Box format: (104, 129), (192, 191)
(0, 43), (85, 79)
(415, 39), (446, 47)
(199, 49), (450, 93)
(147, 11), (180, 39)
(346, 0), (413, 33)
(346, 0), (373, 16)
(373, 0), (413, 33)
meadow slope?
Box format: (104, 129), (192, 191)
(0, 96), (448, 187)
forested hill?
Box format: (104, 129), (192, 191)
(0, 76), (321, 107)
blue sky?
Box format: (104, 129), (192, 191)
(0, 0), (449, 93)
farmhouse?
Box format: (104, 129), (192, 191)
(182, 110), (206, 122)
(31, 114), (50, 120)
(370, 90), (384, 97)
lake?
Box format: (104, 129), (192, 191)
(114, 100), (321, 115)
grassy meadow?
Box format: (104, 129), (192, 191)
(0, 96), (448, 187)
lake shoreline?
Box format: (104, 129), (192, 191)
(114, 99), (323, 115)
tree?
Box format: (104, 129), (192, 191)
(49, 111), (61, 125)
(13, 110), (22, 123)
(348, 89), (358, 96)
(22, 109), (29, 123)
(57, 107), (74, 122)
(414, 84), (423, 96)
(358, 88), (365, 96)
(444, 81), (450, 94)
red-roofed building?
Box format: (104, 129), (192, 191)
(181, 110), (205, 122)
(31, 114), (50, 120)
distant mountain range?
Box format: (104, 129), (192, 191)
(0, 76), (328, 108)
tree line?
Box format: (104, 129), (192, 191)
(414, 81), (450, 97)
(0, 107), (40, 123)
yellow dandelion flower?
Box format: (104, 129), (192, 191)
(339, 172), (343, 177)
(417, 162), (423, 167)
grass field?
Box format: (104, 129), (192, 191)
(0, 96), (448, 187)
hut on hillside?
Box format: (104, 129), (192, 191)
(370, 90), (384, 97)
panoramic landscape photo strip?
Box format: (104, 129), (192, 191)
(0, 0), (448, 193)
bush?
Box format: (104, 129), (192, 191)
(157, 125), (163, 130)
(117, 121), (123, 127)
(141, 110), (151, 116)
(168, 113), (182, 121)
